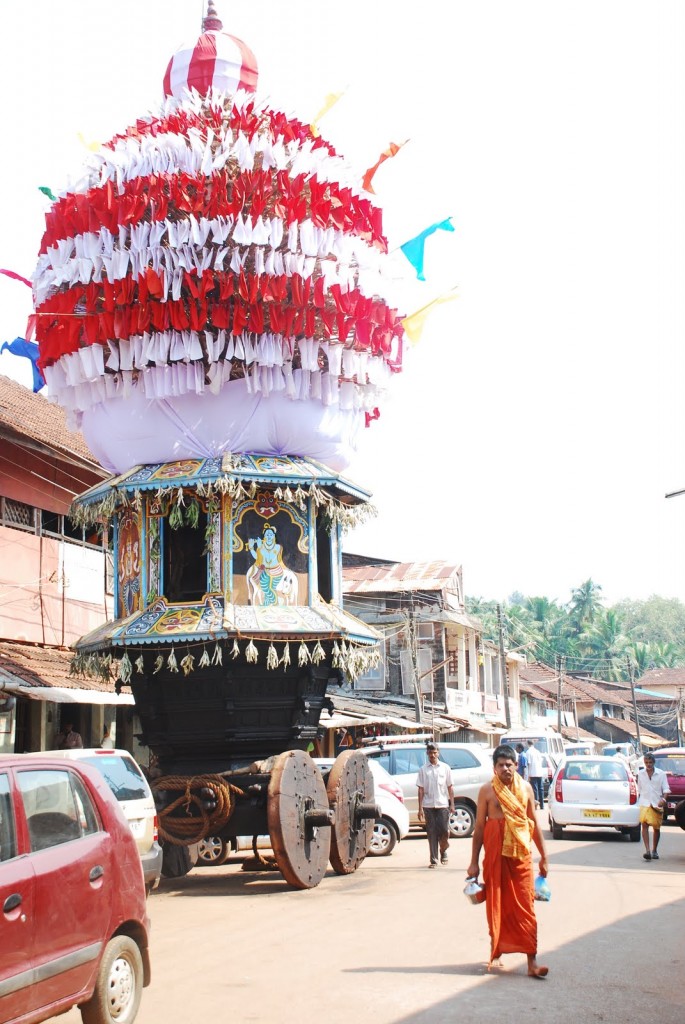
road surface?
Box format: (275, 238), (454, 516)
(63, 813), (685, 1024)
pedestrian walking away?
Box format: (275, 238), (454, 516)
(525, 739), (545, 809)
(417, 742), (455, 867)
(466, 743), (549, 979)
(637, 752), (670, 860)
(516, 743), (527, 778)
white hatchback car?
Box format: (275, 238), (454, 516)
(547, 755), (640, 841)
(39, 748), (163, 891)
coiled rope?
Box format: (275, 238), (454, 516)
(152, 774), (245, 846)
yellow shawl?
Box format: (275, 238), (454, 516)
(492, 771), (534, 859)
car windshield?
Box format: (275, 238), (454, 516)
(81, 755), (149, 801)
(564, 760), (628, 782)
(654, 756), (685, 776)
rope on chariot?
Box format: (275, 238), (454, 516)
(241, 833), (279, 872)
(152, 774), (245, 846)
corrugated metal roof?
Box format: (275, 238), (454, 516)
(343, 560), (461, 594)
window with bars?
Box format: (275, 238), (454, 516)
(0, 496), (105, 550)
(1, 497), (35, 530)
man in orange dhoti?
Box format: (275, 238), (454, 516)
(467, 744), (549, 978)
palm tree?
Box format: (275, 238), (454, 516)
(568, 579), (603, 629)
(580, 608), (628, 680)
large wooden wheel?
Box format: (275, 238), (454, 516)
(267, 750), (333, 889)
(326, 750), (378, 875)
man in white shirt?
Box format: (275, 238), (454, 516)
(525, 740), (545, 810)
(417, 743), (455, 868)
(637, 752), (670, 861)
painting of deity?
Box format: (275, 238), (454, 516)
(233, 499), (308, 607)
(117, 507), (141, 617)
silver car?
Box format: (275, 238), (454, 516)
(362, 742), (492, 838)
(547, 755), (640, 841)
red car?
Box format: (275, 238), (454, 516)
(652, 747), (685, 823)
(0, 755), (151, 1024)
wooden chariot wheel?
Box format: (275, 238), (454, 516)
(267, 749), (334, 889)
(325, 750), (379, 875)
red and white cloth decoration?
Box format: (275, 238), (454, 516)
(163, 2), (257, 100)
(34, 5), (406, 476)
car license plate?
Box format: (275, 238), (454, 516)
(583, 809), (611, 819)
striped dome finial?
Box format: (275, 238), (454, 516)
(163, 4), (258, 99)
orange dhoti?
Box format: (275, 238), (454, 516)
(483, 817), (537, 962)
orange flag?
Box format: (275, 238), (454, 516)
(362, 140), (408, 194)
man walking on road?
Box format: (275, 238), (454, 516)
(467, 744), (549, 979)
(417, 742), (455, 868)
(637, 752), (670, 860)
(525, 739), (545, 809)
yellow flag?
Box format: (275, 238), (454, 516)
(311, 91), (344, 137)
(402, 287), (459, 345)
(77, 132), (101, 153)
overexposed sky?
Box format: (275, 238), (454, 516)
(0, 0), (683, 606)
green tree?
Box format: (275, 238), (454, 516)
(568, 579), (603, 629)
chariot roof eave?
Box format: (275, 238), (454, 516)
(71, 453), (372, 515)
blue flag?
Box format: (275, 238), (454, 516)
(400, 217), (455, 281)
(1, 338), (45, 393)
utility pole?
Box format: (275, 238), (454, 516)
(625, 655), (642, 753)
(556, 654), (563, 734)
(677, 687), (684, 746)
(496, 604), (512, 730)
(406, 609), (422, 723)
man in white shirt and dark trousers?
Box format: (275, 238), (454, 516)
(417, 743), (455, 868)
(637, 751), (670, 860)
(525, 740), (545, 810)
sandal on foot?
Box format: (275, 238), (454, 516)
(651, 851), (659, 860)
(643, 852), (652, 860)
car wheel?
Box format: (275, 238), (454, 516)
(197, 836), (230, 866)
(80, 935), (143, 1024)
(628, 826), (641, 842)
(551, 820), (564, 840)
(449, 802), (475, 839)
(368, 817), (397, 856)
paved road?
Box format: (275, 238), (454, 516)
(63, 813), (684, 1024)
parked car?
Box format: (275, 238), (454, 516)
(39, 748), (163, 893)
(195, 757), (410, 864)
(0, 754), (151, 1024)
(362, 741), (492, 838)
(564, 743), (596, 757)
(602, 742), (640, 774)
(540, 752), (555, 799)
(651, 747), (685, 822)
(315, 757), (410, 856)
(501, 728), (566, 767)
(547, 755), (640, 841)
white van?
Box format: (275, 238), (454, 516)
(501, 728), (566, 767)
(38, 748), (162, 892)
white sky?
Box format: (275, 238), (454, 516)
(0, 0), (683, 607)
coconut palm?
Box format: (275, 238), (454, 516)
(568, 578), (603, 628)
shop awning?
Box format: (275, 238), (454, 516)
(6, 685), (133, 705)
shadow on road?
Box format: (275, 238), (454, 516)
(381, 896), (685, 1023)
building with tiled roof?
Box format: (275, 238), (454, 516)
(338, 557), (522, 742)
(0, 376), (132, 754)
